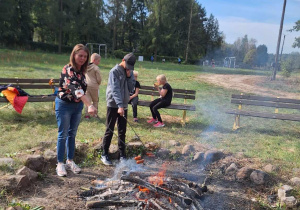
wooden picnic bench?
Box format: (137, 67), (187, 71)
(226, 94), (300, 130)
(0, 78), (58, 103)
(137, 85), (196, 124)
(0, 78), (196, 124)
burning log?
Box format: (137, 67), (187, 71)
(121, 175), (192, 208)
(123, 170), (205, 182)
(86, 200), (142, 208)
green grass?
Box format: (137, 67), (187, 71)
(1, 48), (300, 179)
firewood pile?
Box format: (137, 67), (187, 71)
(79, 166), (208, 209)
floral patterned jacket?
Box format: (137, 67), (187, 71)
(57, 64), (87, 102)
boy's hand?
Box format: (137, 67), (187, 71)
(118, 107), (125, 117)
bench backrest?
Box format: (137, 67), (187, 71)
(0, 78), (59, 90)
(231, 94), (300, 110)
(139, 85), (196, 100)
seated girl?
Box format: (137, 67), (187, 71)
(147, 74), (173, 127)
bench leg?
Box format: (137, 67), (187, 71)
(233, 114), (240, 131)
(181, 110), (187, 126)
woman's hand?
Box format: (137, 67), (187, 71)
(88, 105), (97, 115)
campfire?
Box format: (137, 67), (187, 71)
(78, 160), (208, 209)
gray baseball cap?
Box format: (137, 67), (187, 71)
(123, 53), (136, 70)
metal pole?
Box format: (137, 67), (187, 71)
(271, 0), (287, 80)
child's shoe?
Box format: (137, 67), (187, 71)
(147, 118), (157, 124)
(153, 121), (165, 128)
(84, 115), (90, 119)
(133, 118), (138, 122)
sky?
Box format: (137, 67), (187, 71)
(199, 0), (300, 54)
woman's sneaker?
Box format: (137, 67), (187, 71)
(147, 118), (158, 124)
(66, 160), (81, 174)
(56, 163), (67, 177)
(133, 118), (138, 122)
(153, 121), (165, 127)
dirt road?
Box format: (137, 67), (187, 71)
(198, 74), (299, 99)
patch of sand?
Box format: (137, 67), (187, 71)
(197, 74), (299, 99)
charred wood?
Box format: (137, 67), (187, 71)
(86, 200), (141, 208)
(86, 189), (134, 201)
(192, 198), (205, 210)
(148, 199), (165, 210)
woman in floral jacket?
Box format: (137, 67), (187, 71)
(55, 44), (96, 177)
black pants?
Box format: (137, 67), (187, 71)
(150, 98), (170, 123)
(102, 107), (127, 157)
(129, 96), (138, 118)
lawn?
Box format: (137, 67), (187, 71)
(1, 48), (300, 178)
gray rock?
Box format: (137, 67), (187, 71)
(182, 145), (195, 155)
(44, 150), (56, 162)
(16, 166), (38, 181)
(278, 185), (293, 200)
(156, 148), (171, 159)
(145, 142), (159, 150)
(203, 150), (224, 164)
(290, 177), (300, 186)
(264, 164), (279, 173)
(250, 170), (269, 185)
(225, 163), (238, 175)
(193, 152), (204, 163)
(109, 144), (119, 160)
(24, 155), (45, 172)
(0, 175), (30, 191)
(127, 141), (144, 150)
(236, 167), (254, 181)
(0, 158), (15, 167)
(92, 142), (103, 156)
(280, 196), (297, 207)
(169, 140), (180, 147)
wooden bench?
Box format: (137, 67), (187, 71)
(226, 94), (300, 130)
(137, 85), (196, 124)
(0, 78), (59, 103)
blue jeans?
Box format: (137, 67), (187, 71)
(55, 97), (83, 163)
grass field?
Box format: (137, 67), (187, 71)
(1, 48), (300, 178)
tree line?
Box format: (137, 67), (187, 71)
(0, 0), (223, 63)
(1, 0), (299, 67)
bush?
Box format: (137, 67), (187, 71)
(282, 59), (294, 77)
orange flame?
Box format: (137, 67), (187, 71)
(148, 163), (167, 186)
(138, 186), (150, 193)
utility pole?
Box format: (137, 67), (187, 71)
(279, 34), (286, 62)
(271, 0), (287, 80)
(185, 0), (193, 63)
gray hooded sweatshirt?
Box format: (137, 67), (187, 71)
(106, 64), (135, 108)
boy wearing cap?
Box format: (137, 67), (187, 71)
(101, 53), (136, 166)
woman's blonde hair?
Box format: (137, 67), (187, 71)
(156, 74), (167, 83)
(133, 71), (138, 76)
(69, 44), (90, 74)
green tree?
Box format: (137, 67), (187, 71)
(290, 20), (300, 48)
(0, 0), (34, 46)
(255, 45), (268, 67)
(204, 14), (223, 60)
(243, 49), (256, 67)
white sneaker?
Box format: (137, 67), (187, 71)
(66, 160), (81, 174)
(56, 163), (67, 177)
